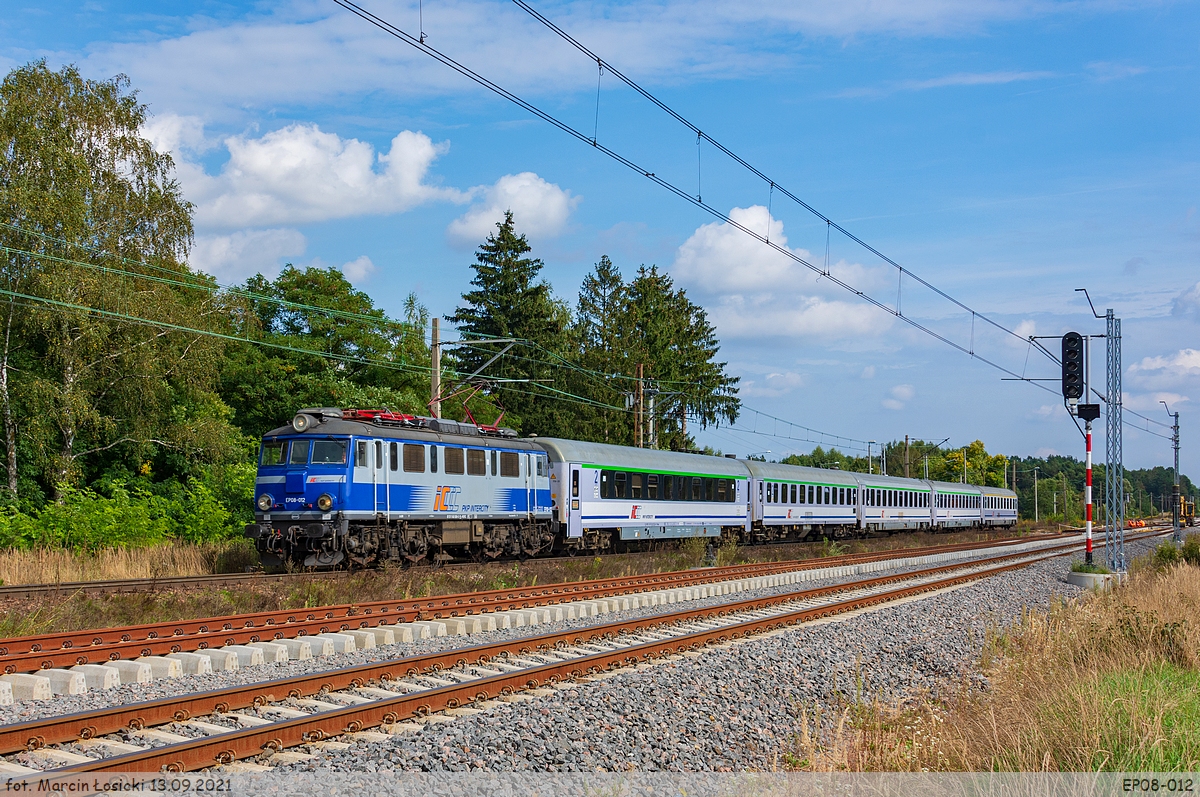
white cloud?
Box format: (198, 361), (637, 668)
(1034, 447), (1059, 458)
(340, 255), (377, 283)
(881, 384), (915, 410)
(1032, 404), (1058, 418)
(1173, 282), (1200, 318)
(446, 172), (579, 247)
(836, 70), (1055, 98)
(188, 125), (463, 229)
(1127, 349), (1200, 391)
(142, 113), (213, 156)
(672, 205), (893, 342)
(741, 371), (806, 398)
(190, 229), (306, 282)
(1124, 391), (1189, 412)
(860, 366), (876, 379)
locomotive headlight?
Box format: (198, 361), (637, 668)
(257, 493), (272, 511)
(316, 493), (333, 512)
(291, 413), (314, 433)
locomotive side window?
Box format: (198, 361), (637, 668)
(262, 441), (286, 466)
(500, 452), (519, 478)
(467, 449), (486, 475)
(444, 448), (465, 474)
(374, 441), (383, 469)
(355, 441), (367, 467)
(390, 443), (399, 471)
(430, 446), (438, 473)
(290, 440), (310, 465)
(402, 444), (424, 472)
(491, 451), (498, 476)
(311, 440), (346, 464)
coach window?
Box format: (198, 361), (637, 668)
(716, 479), (727, 502)
(614, 472), (627, 499)
(467, 449), (486, 476)
(445, 448), (464, 475)
(600, 470), (612, 499)
(647, 474), (659, 500)
(500, 452), (519, 478)
(262, 440), (286, 466)
(788, 484), (795, 503)
(663, 475), (674, 500)
(402, 443), (423, 472)
(630, 473), (643, 499)
(690, 477), (700, 501)
(290, 440), (310, 465)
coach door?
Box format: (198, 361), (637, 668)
(525, 453), (535, 520)
(567, 464), (583, 538)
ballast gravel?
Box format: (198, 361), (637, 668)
(0, 545), (1040, 726)
(276, 537), (1160, 773)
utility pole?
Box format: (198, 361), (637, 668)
(1034, 466), (1039, 523)
(647, 386), (657, 449)
(635, 363), (644, 448)
(1163, 401), (1181, 543)
(867, 441), (875, 475)
(961, 447), (967, 484)
(904, 435), (910, 479)
(430, 318), (441, 419)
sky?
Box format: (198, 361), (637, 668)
(3, 0), (1198, 484)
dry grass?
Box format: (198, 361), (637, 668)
(0, 540), (257, 585)
(0, 528), (1017, 639)
(786, 556), (1200, 772)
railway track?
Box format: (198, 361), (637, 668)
(0, 530), (1043, 600)
(0, 528), (1168, 776)
(0, 533), (1069, 675)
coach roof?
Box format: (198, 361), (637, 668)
(531, 438), (749, 478)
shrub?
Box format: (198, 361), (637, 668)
(1151, 542), (1181, 570)
(1183, 534), (1200, 567)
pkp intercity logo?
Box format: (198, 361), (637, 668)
(434, 486), (461, 511)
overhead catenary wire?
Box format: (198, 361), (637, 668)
(329, 0), (1062, 399)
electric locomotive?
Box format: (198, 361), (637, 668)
(244, 408), (553, 568)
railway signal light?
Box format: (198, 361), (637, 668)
(1062, 331), (1084, 399)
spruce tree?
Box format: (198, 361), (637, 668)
(447, 212), (569, 434)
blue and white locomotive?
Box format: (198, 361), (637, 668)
(244, 408), (1017, 568)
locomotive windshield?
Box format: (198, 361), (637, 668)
(311, 440), (347, 464)
(261, 440), (285, 465)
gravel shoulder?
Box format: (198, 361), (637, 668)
(279, 537), (1159, 773)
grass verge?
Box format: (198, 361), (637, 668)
(0, 528), (1017, 638)
(786, 536), (1200, 772)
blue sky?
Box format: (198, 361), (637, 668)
(4, 0), (1198, 481)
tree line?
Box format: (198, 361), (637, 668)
(0, 61), (739, 549)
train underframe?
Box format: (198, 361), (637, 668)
(247, 515), (1009, 570)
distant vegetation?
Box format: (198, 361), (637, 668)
(0, 62), (737, 552)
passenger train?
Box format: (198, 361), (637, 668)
(244, 408), (1018, 568)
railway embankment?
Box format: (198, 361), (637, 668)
(0, 530), (1021, 638)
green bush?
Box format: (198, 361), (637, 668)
(1150, 543), (1181, 569)
(1182, 533), (1200, 566)
(0, 468), (256, 552)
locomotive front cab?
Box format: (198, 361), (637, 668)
(246, 409), (353, 568)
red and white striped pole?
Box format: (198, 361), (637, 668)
(1085, 421), (1094, 565)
